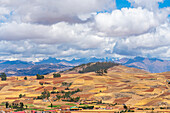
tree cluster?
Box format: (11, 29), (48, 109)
(78, 105), (94, 109)
(53, 73), (61, 78)
(78, 62), (119, 73)
(0, 73), (7, 81)
(61, 82), (72, 87)
(36, 89), (50, 99)
(52, 88), (81, 102)
(36, 74), (44, 79)
(5, 102), (26, 111)
(95, 69), (107, 76)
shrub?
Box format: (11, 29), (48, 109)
(53, 73), (61, 78)
(53, 87), (56, 90)
(39, 82), (43, 85)
(19, 94), (22, 98)
(36, 74), (44, 79)
(0, 73), (6, 81)
(24, 77), (27, 80)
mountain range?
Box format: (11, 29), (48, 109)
(115, 56), (170, 73)
(0, 56), (169, 76)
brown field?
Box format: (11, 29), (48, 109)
(144, 88), (154, 92)
(0, 65), (169, 112)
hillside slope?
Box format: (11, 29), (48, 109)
(0, 65), (169, 110)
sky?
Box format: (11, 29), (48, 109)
(0, 0), (169, 61)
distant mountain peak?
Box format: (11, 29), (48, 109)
(116, 57), (170, 73)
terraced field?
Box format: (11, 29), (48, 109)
(0, 65), (169, 110)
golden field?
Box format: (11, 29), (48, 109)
(0, 65), (169, 112)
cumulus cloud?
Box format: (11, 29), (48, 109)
(0, 0), (115, 24)
(113, 22), (170, 59)
(0, 22), (105, 49)
(95, 7), (169, 37)
(0, 0), (169, 61)
(127, 0), (164, 11)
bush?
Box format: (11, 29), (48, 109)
(36, 74), (44, 79)
(39, 82), (43, 85)
(0, 73), (6, 81)
(51, 91), (57, 94)
(53, 87), (56, 90)
(79, 106), (94, 109)
(65, 87), (69, 90)
(62, 82), (72, 87)
(53, 73), (61, 78)
(24, 77), (27, 80)
(19, 94), (22, 98)
(19, 94), (25, 98)
(37, 90), (50, 100)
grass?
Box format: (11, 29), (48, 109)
(65, 103), (77, 106)
(79, 104), (89, 107)
(0, 103), (5, 106)
(27, 108), (44, 111)
(27, 104), (34, 107)
(45, 109), (55, 110)
(48, 105), (61, 108)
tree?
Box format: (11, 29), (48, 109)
(36, 74), (44, 79)
(76, 88), (80, 92)
(56, 95), (61, 100)
(53, 73), (61, 78)
(47, 91), (50, 99)
(39, 82), (43, 85)
(65, 87), (69, 90)
(123, 104), (128, 110)
(0, 73), (7, 81)
(20, 102), (24, 108)
(50, 103), (53, 108)
(61, 90), (65, 94)
(6, 102), (9, 108)
(19, 94), (22, 98)
(53, 87), (56, 90)
(24, 76), (27, 80)
(104, 69), (107, 73)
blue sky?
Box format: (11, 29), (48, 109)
(116, 0), (170, 9)
(116, 0), (131, 9)
(159, 0), (170, 8)
(0, 0), (169, 61)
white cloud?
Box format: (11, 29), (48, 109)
(0, 21), (105, 50)
(113, 22), (170, 59)
(127, 0), (164, 11)
(95, 7), (169, 37)
(0, 0), (115, 24)
(0, 0), (169, 61)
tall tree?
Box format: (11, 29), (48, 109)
(50, 103), (53, 108)
(6, 102), (9, 108)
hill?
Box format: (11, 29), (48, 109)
(0, 56), (169, 76)
(0, 65), (169, 112)
(1, 63), (72, 76)
(63, 62), (120, 74)
(0, 60), (33, 70)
